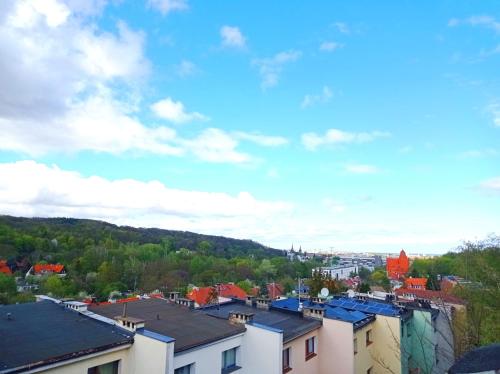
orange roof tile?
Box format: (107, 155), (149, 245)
(187, 284), (247, 306)
(33, 264), (65, 274)
(405, 277), (427, 289)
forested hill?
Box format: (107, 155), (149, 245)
(0, 215), (283, 259)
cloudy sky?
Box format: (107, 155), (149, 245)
(0, 0), (499, 253)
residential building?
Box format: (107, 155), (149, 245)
(404, 277), (427, 290)
(0, 260), (12, 275)
(186, 283), (247, 308)
(90, 297), (247, 374)
(314, 264), (359, 281)
(386, 250), (409, 280)
(26, 264), (66, 278)
(0, 300), (134, 373)
(267, 282), (284, 299)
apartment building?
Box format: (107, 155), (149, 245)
(314, 264), (359, 281)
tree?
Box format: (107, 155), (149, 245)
(358, 283), (371, 293)
(0, 273), (16, 303)
(42, 275), (67, 297)
(257, 259), (277, 281)
(358, 266), (372, 281)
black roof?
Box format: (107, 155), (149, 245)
(0, 301), (133, 374)
(89, 298), (246, 353)
(448, 344), (500, 373)
(203, 301), (321, 343)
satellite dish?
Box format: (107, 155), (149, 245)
(320, 288), (329, 298)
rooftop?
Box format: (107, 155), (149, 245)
(89, 298), (245, 353)
(0, 301), (133, 373)
(271, 298), (375, 329)
(203, 301), (321, 343)
(448, 343), (500, 374)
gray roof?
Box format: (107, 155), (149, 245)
(448, 344), (500, 373)
(203, 302), (321, 343)
(0, 301), (133, 374)
(89, 298), (245, 353)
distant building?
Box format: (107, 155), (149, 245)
(314, 264), (359, 280)
(27, 263), (66, 278)
(404, 277), (427, 290)
(386, 250), (409, 280)
(0, 260), (12, 275)
(267, 282), (284, 299)
(186, 283), (247, 307)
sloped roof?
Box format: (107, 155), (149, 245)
(0, 260), (11, 275)
(33, 264), (65, 274)
(267, 283), (283, 299)
(187, 284), (247, 306)
(404, 278), (427, 288)
(0, 301), (133, 373)
(395, 288), (465, 304)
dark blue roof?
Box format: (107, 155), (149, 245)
(449, 344), (500, 373)
(327, 297), (403, 317)
(271, 298), (373, 324)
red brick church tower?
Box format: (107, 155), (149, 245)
(386, 249), (409, 280)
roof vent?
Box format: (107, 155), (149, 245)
(229, 311), (254, 324)
(6, 312), (13, 321)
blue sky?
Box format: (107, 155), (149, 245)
(0, 0), (499, 253)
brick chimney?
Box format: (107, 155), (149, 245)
(114, 316), (146, 332)
(303, 306), (325, 321)
(245, 296), (255, 307)
(229, 311), (254, 324)
(175, 297), (195, 309)
(169, 291), (180, 302)
(256, 297), (271, 310)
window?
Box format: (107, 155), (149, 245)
(283, 347), (291, 373)
(305, 336), (316, 360)
(88, 361), (119, 374)
(366, 330), (373, 346)
(175, 364), (192, 374)
(354, 338), (358, 354)
(221, 347), (240, 373)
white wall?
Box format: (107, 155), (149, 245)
(173, 333), (244, 374)
(318, 318), (355, 374)
(240, 324), (282, 374)
(131, 332), (173, 374)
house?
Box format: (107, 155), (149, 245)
(186, 283), (247, 307)
(404, 277), (427, 290)
(448, 344), (500, 374)
(90, 297), (248, 374)
(272, 296), (440, 374)
(267, 282), (284, 299)
(0, 260), (12, 275)
(386, 250), (409, 280)
(0, 300), (134, 373)
(204, 296), (322, 374)
(395, 288), (465, 306)
(27, 264), (66, 278)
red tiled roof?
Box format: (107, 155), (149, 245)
(187, 284), (247, 306)
(0, 260), (11, 275)
(395, 288), (465, 305)
(33, 264), (65, 274)
(404, 277), (427, 289)
(267, 283), (283, 299)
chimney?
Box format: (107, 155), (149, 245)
(169, 292), (180, 302)
(175, 297), (195, 309)
(114, 316), (145, 332)
(303, 306), (325, 321)
(245, 296), (255, 307)
(229, 311), (254, 324)
(256, 297), (271, 310)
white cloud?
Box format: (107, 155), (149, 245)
(487, 101), (500, 127)
(151, 98), (209, 124)
(233, 132), (288, 147)
(301, 86), (333, 108)
(344, 163), (380, 174)
(147, 0), (188, 15)
(458, 149), (498, 158)
(0, 160), (293, 233)
(252, 50), (301, 89)
(448, 15), (500, 33)
(322, 197), (346, 213)
(301, 129), (390, 150)
(220, 25), (246, 48)
(175, 59), (198, 77)
(319, 41), (343, 52)
(479, 177), (500, 193)
(334, 22), (350, 34)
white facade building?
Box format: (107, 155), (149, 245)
(314, 265), (359, 280)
